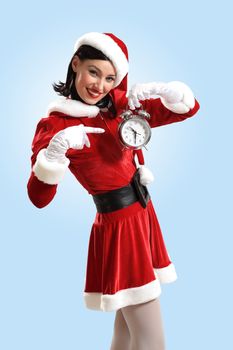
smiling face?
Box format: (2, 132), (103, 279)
(71, 56), (116, 105)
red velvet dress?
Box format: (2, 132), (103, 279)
(27, 95), (200, 312)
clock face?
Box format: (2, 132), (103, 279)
(119, 116), (151, 149)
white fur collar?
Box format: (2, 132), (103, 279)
(47, 97), (100, 118)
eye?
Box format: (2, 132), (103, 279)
(106, 76), (115, 82)
(89, 69), (98, 76)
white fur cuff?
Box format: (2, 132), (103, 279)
(161, 81), (195, 114)
(32, 148), (70, 185)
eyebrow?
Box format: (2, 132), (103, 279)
(88, 65), (116, 77)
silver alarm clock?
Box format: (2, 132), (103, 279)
(118, 108), (151, 150)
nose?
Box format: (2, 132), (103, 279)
(95, 78), (105, 92)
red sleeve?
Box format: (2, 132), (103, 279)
(141, 97), (200, 128)
(27, 115), (66, 208)
(27, 173), (58, 208)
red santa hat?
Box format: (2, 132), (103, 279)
(73, 32), (129, 89)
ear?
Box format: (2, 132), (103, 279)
(71, 55), (81, 72)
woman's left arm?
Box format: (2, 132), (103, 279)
(128, 81), (200, 128)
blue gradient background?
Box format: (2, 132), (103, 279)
(1, 1), (232, 349)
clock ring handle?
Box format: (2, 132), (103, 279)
(137, 110), (151, 119)
(121, 110), (133, 119)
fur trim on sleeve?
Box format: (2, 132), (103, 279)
(32, 149), (70, 185)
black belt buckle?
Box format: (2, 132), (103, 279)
(132, 169), (150, 208)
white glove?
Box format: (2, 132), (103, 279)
(45, 124), (105, 163)
(32, 124), (105, 185)
(128, 81), (195, 114)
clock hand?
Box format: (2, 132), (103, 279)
(129, 126), (136, 133)
(129, 126), (141, 136)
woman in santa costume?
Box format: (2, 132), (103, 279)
(27, 32), (200, 349)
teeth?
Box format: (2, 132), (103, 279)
(88, 89), (101, 97)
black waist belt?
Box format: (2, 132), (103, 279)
(92, 169), (150, 213)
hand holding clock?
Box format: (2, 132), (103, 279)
(128, 81), (195, 114)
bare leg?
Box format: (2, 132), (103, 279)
(121, 298), (166, 350)
(110, 309), (131, 350)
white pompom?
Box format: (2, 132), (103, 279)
(138, 166), (154, 186)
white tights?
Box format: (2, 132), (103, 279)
(110, 298), (166, 350)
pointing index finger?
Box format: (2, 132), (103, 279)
(84, 127), (105, 134)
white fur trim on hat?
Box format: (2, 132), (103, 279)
(138, 165), (154, 186)
(74, 32), (129, 88)
(47, 97), (100, 118)
(160, 81), (195, 114)
(32, 148), (70, 185)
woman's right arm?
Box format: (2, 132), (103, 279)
(27, 116), (104, 208)
(27, 116), (66, 208)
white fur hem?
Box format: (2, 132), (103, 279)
(32, 148), (70, 185)
(84, 279), (162, 312)
(161, 81), (195, 114)
(154, 263), (178, 284)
